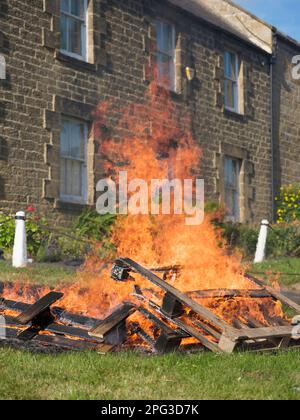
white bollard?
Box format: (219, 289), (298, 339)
(12, 211), (28, 268)
(254, 220), (269, 264)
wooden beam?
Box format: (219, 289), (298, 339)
(46, 323), (103, 342)
(172, 317), (222, 353)
(192, 318), (222, 340)
(89, 303), (135, 339)
(155, 332), (182, 354)
(189, 289), (272, 299)
(16, 292), (64, 325)
(226, 325), (294, 341)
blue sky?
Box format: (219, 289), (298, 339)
(235, 0), (300, 41)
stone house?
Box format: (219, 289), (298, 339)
(0, 0), (299, 226)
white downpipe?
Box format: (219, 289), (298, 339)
(254, 220), (269, 264)
(12, 211), (28, 268)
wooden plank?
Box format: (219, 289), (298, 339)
(245, 273), (300, 314)
(52, 308), (101, 330)
(96, 343), (115, 354)
(16, 292), (64, 325)
(171, 317), (222, 353)
(46, 323), (103, 342)
(189, 289), (271, 299)
(227, 325), (294, 341)
(89, 303), (136, 339)
(1, 299), (30, 313)
(33, 334), (101, 351)
(119, 258), (235, 334)
(192, 318), (222, 340)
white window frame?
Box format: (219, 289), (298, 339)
(224, 51), (239, 113)
(224, 156), (241, 222)
(156, 20), (177, 92)
(60, 117), (88, 204)
(60, 0), (88, 62)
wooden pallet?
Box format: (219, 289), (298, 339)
(0, 292), (132, 354)
(112, 258), (300, 353)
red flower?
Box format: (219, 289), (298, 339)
(26, 205), (36, 213)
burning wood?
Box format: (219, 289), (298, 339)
(1, 257), (300, 355)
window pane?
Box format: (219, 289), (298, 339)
(224, 51), (237, 80)
(60, 14), (68, 51)
(60, 118), (87, 201)
(225, 80), (235, 109)
(71, 0), (85, 18)
(61, 159), (82, 197)
(69, 121), (85, 159)
(69, 17), (83, 56)
(224, 157), (241, 221)
(156, 21), (174, 55)
(157, 52), (175, 90)
(70, 160), (83, 196)
(61, 122), (70, 156)
(60, 158), (67, 195)
(61, 0), (69, 13)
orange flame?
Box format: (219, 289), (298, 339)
(1, 80), (285, 330)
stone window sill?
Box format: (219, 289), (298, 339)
(54, 200), (93, 212)
(55, 51), (96, 73)
(224, 108), (246, 121)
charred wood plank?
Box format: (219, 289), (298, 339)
(172, 317), (221, 353)
(191, 318), (222, 340)
(132, 325), (156, 350)
(233, 319), (248, 329)
(103, 321), (128, 346)
(16, 292), (63, 325)
(154, 332), (182, 354)
(89, 303), (135, 339)
(245, 273), (300, 314)
(1, 298), (30, 313)
(161, 293), (184, 318)
(118, 258), (234, 334)
(33, 334), (103, 351)
(46, 323), (103, 342)
(52, 308), (100, 330)
(189, 289), (272, 299)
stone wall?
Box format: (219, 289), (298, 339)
(0, 0), (273, 225)
(273, 35), (300, 195)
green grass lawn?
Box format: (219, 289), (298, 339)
(0, 348), (299, 400)
(1, 258), (300, 400)
(249, 257), (300, 287)
(0, 260), (76, 287)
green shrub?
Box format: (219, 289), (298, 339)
(220, 222), (300, 259)
(74, 210), (116, 240)
(275, 185), (300, 223)
(220, 223), (258, 257)
(0, 213), (47, 256)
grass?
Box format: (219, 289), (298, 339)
(249, 257), (300, 287)
(1, 258), (300, 400)
(0, 348), (300, 400)
(0, 260), (76, 287)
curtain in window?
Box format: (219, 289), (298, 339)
(60, 0), (87, 59)
(60, 118), (87, 202)
(224, 51), (239, 111)
(156, 21), (176, 92)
